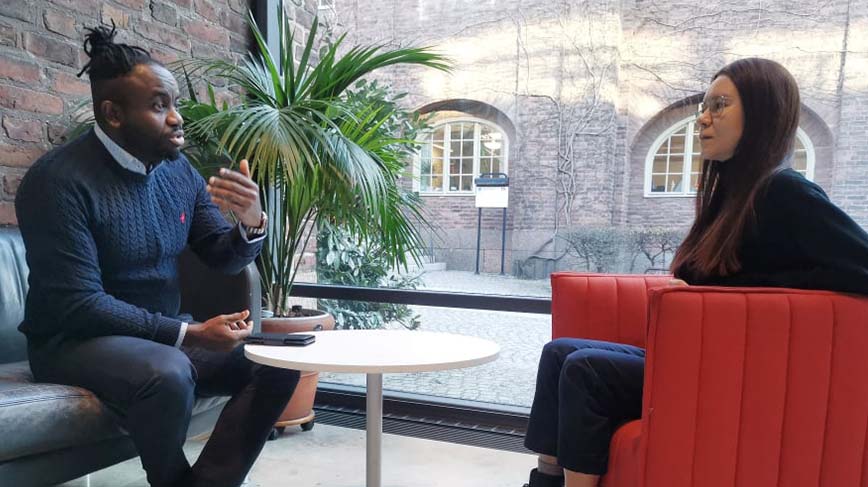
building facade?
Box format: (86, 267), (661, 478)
(329, 0), (868, 275)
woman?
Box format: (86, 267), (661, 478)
(522, 57), (868, 487)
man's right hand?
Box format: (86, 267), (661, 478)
(183, 310), (253, 351)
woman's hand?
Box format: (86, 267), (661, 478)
(668, 278), (689, 286)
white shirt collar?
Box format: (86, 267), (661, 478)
(93, 123), (149, 175)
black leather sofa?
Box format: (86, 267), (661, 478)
(0, 226), (262, 486)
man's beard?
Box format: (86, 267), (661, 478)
(159, 146), (182, 161)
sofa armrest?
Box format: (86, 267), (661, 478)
(550, 272), (672, 348)
(641, 286), (868, 487)
(178, 248), (263, 332)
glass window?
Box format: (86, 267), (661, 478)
(297, 1), (859, 417)
(416, 120), (508, 194)
(792, 128), (815, 180)
(419, 127), (445, 192)
(646, 119), (815, 196)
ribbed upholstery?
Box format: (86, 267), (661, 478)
(601, 419), (641, 487)
(550, 272), (868, 487)
(551, 272), (671, 347)
(642, 287), (868, 487)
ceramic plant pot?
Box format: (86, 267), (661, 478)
(261, 307), (336, 436)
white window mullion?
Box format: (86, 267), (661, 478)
(443, 123), (451, 192)
(472, 122), (481, 191)
(683, 121), (695, 195)
(796, 128), (816, 181)
(413, 154), (421, 192)
(502, 134), (509, 175)
(413, 131), (427, 193)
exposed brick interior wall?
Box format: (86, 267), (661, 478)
(0, 0), (318, 225)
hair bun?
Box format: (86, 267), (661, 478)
(77, 20), (153, 79)
(82, 22), (117, 58)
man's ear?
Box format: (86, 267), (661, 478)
(99, 99), (124, 129)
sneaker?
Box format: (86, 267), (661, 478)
(523, 467), (565, 487)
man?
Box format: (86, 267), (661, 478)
(14, 24), (298, 487)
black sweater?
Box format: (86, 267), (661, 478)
(679, 169), (868, 295)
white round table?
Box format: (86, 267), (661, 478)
(245, 330), (500, 487)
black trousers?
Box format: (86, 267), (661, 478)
(28, 335), (300, 487)
(524, 338), (645, 475)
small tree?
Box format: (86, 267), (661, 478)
(629, 227), (686, 273)
(561, 227), (621, 273)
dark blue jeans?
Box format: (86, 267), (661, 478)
(28, 335), (300, 487)
(524, 338), (645, 475)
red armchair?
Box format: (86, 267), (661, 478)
(551, 272), (868, 487)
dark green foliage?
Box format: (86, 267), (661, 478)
(317, 220), (422, 330)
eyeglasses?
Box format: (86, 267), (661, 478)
(697, 95), (731, 119)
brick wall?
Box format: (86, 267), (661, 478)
(0, 0), (318, 225)
(333, 0), (868, 274)
(619, 0), (859, 227)
(833, 0), (868, 224)
(331, 0), (625, 273)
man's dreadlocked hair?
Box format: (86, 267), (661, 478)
(76, 21), (157, 81)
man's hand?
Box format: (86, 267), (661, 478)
(183, 310), (253, 352)
(206, 159), (263, 228)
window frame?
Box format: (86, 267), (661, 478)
(414, 117), (509, 196)
(643, 116), (700, 198)
(794, 127), (816, 180)
(643, 117), (816, 197)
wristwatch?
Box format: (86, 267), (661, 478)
(245, 211), (268, 237)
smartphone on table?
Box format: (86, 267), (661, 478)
(244, 332), (316, 346)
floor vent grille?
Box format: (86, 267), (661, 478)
(313, 406), (531, 454)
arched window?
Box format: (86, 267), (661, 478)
(792, 127), (815, 180)
(644, 118), (816, 196)
(415, 119), (508, 194)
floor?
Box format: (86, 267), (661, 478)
(56, 269), (546, 487)
(58, 423), (535, 487)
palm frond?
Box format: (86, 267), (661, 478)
(175, 0), (452, 315)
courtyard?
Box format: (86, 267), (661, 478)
(319, 270), (552, 408)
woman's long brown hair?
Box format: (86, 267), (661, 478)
(671, 58), (801, 280)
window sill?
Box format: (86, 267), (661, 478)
(417, 192), (476, 197)
(643, 192), (697, 198)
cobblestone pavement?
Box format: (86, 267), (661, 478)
(319, 271), (552, 408)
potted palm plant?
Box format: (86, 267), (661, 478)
(177, 2), (450, 434)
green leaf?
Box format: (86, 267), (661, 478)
(171, 0), (451, 316)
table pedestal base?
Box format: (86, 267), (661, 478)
(366, 373), (383, 487)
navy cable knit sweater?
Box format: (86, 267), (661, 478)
(15, 129), (262, 346)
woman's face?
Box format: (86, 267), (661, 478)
(697, 75), (744, 161)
